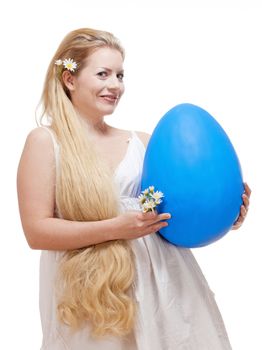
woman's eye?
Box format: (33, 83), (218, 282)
(97, 71), (107, 78)
(117, 73), (124, 81)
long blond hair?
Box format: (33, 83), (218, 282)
(39, 28), (136, 337)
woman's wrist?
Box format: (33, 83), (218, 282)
(102, 216), (121, 241)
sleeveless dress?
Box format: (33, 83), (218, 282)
(39, 128), (232, 350)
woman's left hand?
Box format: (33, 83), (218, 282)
(231, 182), (251, 230)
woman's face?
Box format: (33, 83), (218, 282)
(69, 47), (125, 119)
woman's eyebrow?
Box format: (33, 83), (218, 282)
(96, 67), (124, 73)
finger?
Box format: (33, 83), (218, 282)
(147, 221), (168, 234)
(232, 213), (243, 227)
(149, 213), (171, 225)
(139, 210), (158, 221)
(244, 182), (252, 197)
(232, 222), (242, 230)
(157, 213), (172, 221)
(233, 207), (246, 227)
(141, 211), (171, 223)
(240, 205), (247, 218)
(235, 216), (244, 226)
(242, 194), (249, 209)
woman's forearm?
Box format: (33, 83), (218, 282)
(24, 216), (119, 250)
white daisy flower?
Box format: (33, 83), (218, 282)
(142, 200), (156, 213)
(63, 58), (78, 72)
(151, 191), (164, 201)
(138, 194), (147, 204)
(148, 200), (156, 210)
(139, 186), (164, 213)
(149, 186), (155, 193)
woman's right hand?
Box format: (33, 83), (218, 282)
(113, 210), (171, 240)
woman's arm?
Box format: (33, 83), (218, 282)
(17, 128), (170, 250)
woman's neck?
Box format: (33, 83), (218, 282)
(79, 114), (110, 136)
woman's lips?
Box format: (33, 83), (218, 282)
(100, 94), (119, 103)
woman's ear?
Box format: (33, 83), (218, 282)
(62, 70), (76, 91)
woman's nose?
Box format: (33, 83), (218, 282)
(107, 75), (121, 90)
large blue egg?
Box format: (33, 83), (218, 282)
(141, 103), (243, 247)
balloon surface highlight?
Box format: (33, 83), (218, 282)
(141, 103), (243, 247)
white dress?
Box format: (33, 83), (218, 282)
(40, 128), (232, 350)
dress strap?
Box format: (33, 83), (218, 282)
(41, 126), (59, 167)
(130, 130), (146, 152)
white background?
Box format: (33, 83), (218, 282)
(1, 1), (261, 349)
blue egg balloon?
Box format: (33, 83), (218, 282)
(141, 103), (243, 247)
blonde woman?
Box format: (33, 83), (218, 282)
(17, 28), (250, 350)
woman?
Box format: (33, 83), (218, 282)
(17, 28), (250, 350)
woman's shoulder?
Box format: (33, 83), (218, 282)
(24, 126), (55, 149)
(18, 127), (56, 176)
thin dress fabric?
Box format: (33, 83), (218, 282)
(40, 128), (232, 350)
